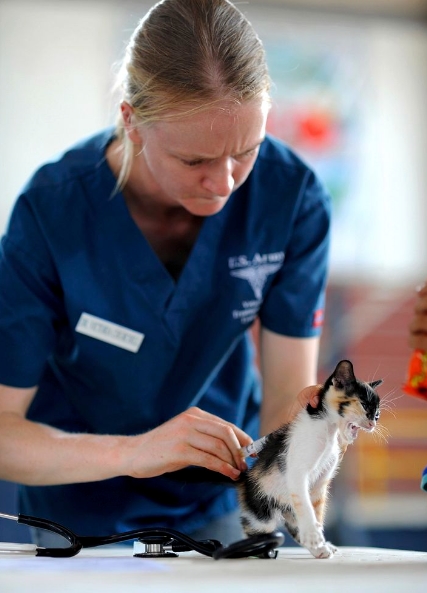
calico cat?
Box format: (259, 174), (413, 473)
(237, 359), (382, 559)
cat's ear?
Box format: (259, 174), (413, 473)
(369, 379), (383, 390)
(332, 359), (356, 389)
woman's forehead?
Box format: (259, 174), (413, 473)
(143, 98), (269, 156)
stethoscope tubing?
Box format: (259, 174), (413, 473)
(0, 511), (284, 559)
(0, 511), (82, 557)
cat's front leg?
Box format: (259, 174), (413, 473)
(290, 491), (335, 559)
(310, 490), (338, 558)
(291, 493), (324, 545)
(298, 520), (335, 559)
(299, 523), (337, 558)
(297, 517), (327, 555)
(282, 510), (334, 558)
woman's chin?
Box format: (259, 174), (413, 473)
(181, 196), (229, 216)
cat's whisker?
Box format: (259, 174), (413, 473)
(378, 389), (403, 417)
(369, 363), (382, 384)
(381, 389), (402, 403)
(380, 397), (398, 409)
(373, 424), (390, 444)
(379, 404), (397, 418)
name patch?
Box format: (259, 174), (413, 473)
(75, 313), (144, 353)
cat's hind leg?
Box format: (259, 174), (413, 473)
(238, 490), (283, 537)
(240, 512), (281, 537)
(282, 507), (302, 546)
(237, 475), (284, 537)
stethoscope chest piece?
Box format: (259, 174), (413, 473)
(133, 535), (179, 558)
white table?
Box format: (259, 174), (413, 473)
(0, 546), (426, 593)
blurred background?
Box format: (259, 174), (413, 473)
(0, 0), (426, 550)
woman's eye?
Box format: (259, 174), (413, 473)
(235, 148), (257, 161)
(182, 159), (204, 167)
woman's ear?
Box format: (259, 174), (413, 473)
(120, 101), (143, 145)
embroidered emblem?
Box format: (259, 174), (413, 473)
(229, 252), (284, 299)
(229, 252), (285, 323)
(230, 263), (282, 299)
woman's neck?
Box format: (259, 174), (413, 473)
(106, 138), (203, 278)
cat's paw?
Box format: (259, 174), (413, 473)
(311, 541), (337, 559)
(325, 541), (338, 554)
(299, 526), (325, 551)
(299, 526), (337, 559)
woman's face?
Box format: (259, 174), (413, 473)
(129, 97), (270, 217)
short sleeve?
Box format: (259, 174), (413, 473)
(0, 195), (64, 387)
(259, 169), (331, 337)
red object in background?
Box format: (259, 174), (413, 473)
(403, 349), (427, 402)
(295, 109), (339, 151)
(266, 106), (340, 153)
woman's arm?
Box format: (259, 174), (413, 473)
(0, 384), (251, 486)
(259, 327), (320, 434)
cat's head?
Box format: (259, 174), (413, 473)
(323, 360), (382, 443)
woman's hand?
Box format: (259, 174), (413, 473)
(286, 384), (322, 422)
(409, 282), (427, 351)
(126, 407), (252, 481)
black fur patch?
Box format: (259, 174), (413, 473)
(241, 477), (280, 521)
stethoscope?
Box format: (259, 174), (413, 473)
(0, 511), (284, 560)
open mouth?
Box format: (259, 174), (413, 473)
(347, 423), (360, 440)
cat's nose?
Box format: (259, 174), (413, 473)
(363, 419), (375, 431)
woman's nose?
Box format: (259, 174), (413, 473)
(202, 158), (234, 197)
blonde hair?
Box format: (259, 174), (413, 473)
(115, 0), (271, 189)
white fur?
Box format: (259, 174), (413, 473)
(240, 408), (343, 559)
(259, 411), (340, 498)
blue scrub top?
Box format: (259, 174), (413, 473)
(0, 129), (331, 536)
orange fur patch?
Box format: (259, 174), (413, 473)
(329, 388), (364, 417)
(291, 494), (302, 509)
(312, 497), (326, 523)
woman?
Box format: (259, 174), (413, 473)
(0, 0), (330, 545)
